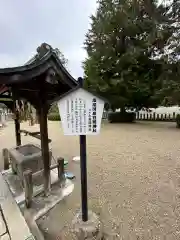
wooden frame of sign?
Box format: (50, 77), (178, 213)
(57, 86), (106, 136)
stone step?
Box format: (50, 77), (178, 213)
(0, 173), (35, 240)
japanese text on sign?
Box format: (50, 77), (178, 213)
(58, 88), (104, 135)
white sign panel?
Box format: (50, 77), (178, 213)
(57, 88), (105, 136)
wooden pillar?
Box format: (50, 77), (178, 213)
(57, 157), (65, 183)
(38, 98), (51, 196)
(23, 169), (33, 208)
(12, 93), (21, 146)
(2, 148), (9, 170)
(14, 111), (21, 146)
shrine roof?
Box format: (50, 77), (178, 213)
(0, 43), (78, 108)
(0, 50), (77, 85)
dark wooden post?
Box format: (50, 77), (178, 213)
(14, 110), (21, 146)
(2, 148), (9, 170)
(173, 112), (176, 121)
(57, 157), (65, 183)
(38, 95), (51, 196)
(136, 112), (139, 120)
(35, 109), (40, 124)
(23, 169), (33, 208)
(12, 93), (21, 146)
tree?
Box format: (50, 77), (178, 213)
(49, 103), (59, 113)
(53, 48), (68, 66)
(83, 0), (178, 111)
(155, 0), (180, 106)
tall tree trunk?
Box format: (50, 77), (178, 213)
(35, 110), (39, 124)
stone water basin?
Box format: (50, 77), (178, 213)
(8, 144), (52, 185)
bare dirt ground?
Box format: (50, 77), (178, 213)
(1, 121), (180, 239)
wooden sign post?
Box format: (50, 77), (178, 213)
(57, 78), (105, 222)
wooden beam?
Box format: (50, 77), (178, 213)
(20, 130), (52, 143)
(32, 163), (58, 179)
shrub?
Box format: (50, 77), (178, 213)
(108, 111), (135, 123)
(176, 114), (180, 128)
(48, 113), (61, 121)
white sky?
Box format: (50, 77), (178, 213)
(0, 0), (170, 79)
(0, 0), (97, 79)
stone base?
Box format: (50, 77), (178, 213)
(0, 173), (35, 240)
(1, 169), (74, 240)
(72, 210), (103, 239)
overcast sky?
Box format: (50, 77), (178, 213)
(0, 0), (97, 79)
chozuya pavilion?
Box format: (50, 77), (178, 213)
(0, 43), (78, 196)
(0, 43), (80, 239)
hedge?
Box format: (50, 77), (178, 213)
(108, 112), (136, 123)
(48, 113), (61, 121)
(176, 114), (180, 128)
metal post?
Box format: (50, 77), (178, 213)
(79, 135), (88, 222)
(78, 77), (88, 222)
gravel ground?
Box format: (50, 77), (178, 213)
(1, 121), (180, 239)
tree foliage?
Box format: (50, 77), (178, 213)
(83, 0), (180, 110)
(156, 0), (180, 106)
(49, 102), (59, 113)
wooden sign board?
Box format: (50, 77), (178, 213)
(57, 88), (105, 136)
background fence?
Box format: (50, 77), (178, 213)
(102, 111), (179, 122)
(1, 111), (179, 123)
(136, 112), (178, 121)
